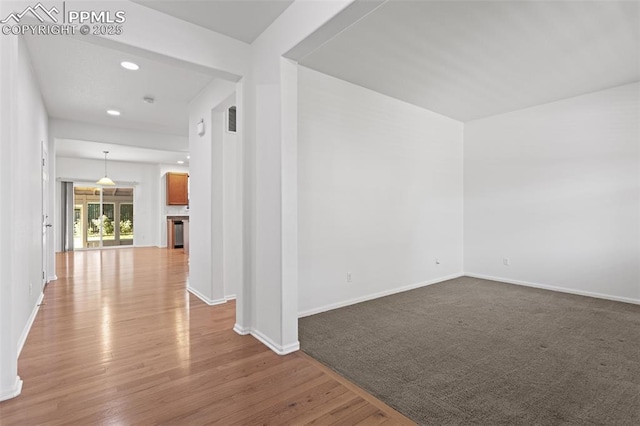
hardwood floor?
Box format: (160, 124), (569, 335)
(0, 248), (413, 425)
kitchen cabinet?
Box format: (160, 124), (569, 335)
(166, 172), (189, 205)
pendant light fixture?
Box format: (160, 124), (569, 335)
(96, 151), (116, 186)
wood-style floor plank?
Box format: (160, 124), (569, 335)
(0, 248), (414, 425)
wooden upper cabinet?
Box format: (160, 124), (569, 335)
(166, 172), (189, 205)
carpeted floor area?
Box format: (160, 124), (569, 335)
(299, 277), (640, 425)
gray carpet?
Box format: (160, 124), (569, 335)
(299, 277), (640, 425)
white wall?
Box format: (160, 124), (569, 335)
(464, 82), (640, 303)
(240, 0), (362, 354)
(188, 78), (236, 304)
(221, 102), (241, 299)
(61, 0), (250, 80)
(47, 137), (56, 282)
(50, 119), (188, 152)
(15, 35), (49, 339)
(0, 31), (49, 400)
(0, 26), (18, 402)
(298, 67), (465, 315)
(55, 157), (161, 248)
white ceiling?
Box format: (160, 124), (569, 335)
(24, 33), (214, 136)
(25, 1), (294, 166)
(300, 0), (640, 122)
(56, 139), (190, 166)
(24, 0), (639, 169)
(131, 0), (294, 43)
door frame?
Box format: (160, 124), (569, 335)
(41, 140), (49, 290)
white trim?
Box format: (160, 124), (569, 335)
(232, 325), (300, 355)
(0, 377), (22, 402)
(225, 294), (236, 301)
(465, 273), (640, 306)
(47, 275), (57, 282)
(18, 292), (44, 356)
(279, 340), (301, 355)
(186, 286), (226, 306)
(251, 328), (300, 355)
(298, 272), (465, 317)
(233, 323), (251, 335)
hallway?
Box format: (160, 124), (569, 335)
(0, 248), (411, 424)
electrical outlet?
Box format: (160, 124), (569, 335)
(346, 272), (352, 283)
(503, 258), (510, 266)
(435, 258), (441, 265)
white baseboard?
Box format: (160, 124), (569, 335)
(18, 292), (44, 356)
(465, 273), (640, 305)
(47, 275), (57, 282)
(186, 286), (226, 306)
(0, 377), (22, 402)
(233, 324), (299, 355)
(279, 340), (301, 355)
(298, 272), (464, 318)
(233, 323), (251, 335)
(225, 294), (236, 301)
(251, 328), (300, 355)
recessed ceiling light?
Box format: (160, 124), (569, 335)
(177, 160), (185, 164)
(186, 155), (190, 159)
(120, 61), (139, 71)
(107, 109), (121, 116)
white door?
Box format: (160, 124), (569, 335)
(42, 140), (49, 290)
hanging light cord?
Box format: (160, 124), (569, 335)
(103, 151), (109, 177)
